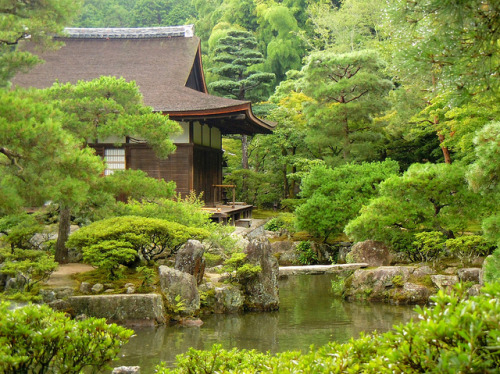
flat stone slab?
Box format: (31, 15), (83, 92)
(63, 294), (166, 326)
(279, 263), (368, 276)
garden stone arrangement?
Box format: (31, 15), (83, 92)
(45, 238), (280, 325)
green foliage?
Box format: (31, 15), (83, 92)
(0, 0), (81, 88)
(209, 29), (275, 101)
(67, 216), (210, 262)
(136, 266), (156, 290)
(169, 294), (186, 314)
(157, 283), (500, 373)
(203, 252), (223, 268)
(47, 76), (181, 159)
(264, 213), (295, 233)
(301, 49), (393, 164)
(82, 240), (136, 279)
(156, 344), (270, 374)
(296, 240), (317, 265)
(223, 252), (261, 284)
(331, 277), (345, 296)
(346, 163), (489, 251)
(0, 249), (58, 292)
(96, 193), (211, 228)
(445, 235), (492, 266)
(0, 90), (104, 216)
(391, 275), (404, 287)
(0, 213), (44, 252)
(467, 122), (500, 249)
(410, 231), (446, 264)
(99, 169), (176, 202)
(484, 249), (500, 283)
(296, 160), (399, 242)
(224, 168), (281, 208)
(0, 302), (133, 374)
(72, 0), (196, 27)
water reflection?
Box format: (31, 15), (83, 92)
(115, 274), (417, 371)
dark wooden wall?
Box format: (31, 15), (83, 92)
(91, 143), (222, 204)
(193, 145), (223, 204)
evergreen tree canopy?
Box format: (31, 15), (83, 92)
(209, 29), (275, 101)
(0, 0), (81, 88)
(301, 49), (393, 164)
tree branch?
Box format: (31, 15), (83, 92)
(0, 147), (24, 173)
(344, 90), (368, 103)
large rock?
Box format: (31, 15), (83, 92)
(175, 240), (206, 285)
(431, 275), (459, 291)
(159, 265), (200, 316)
(200, 283), (244, 314)
(349, 240), (391, 266)
(344, 266), (435, 304)
(271, 240), (299, 266)
(242, 239), (279, 311)
(457, 268), (481, 283)
(55, 294), (166, 325)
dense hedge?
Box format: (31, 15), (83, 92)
(157, 283), (500, 373)
(67, 216), (210, 262)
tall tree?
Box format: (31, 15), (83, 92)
(0, 0), (81, 88)
(256, 2), (304, 83)
(382, 0), (500, 164)
(0, 89), (103, 229)
(209, 28), (274, 169)
(44, 77), (181, 262)
(300, 49), (393, 165)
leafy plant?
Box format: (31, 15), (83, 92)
(223, 252), (261, 284)
(296, 240), (317, 265)
(0, 249), (58, 291)
(136, 266), (156, 290)
(484, 248), (500, 283)
(331, 277), (345, 297)
(0, 213), (45, 252)
(445, 235), (492, 266)
(298, 160), (399, 242)
(264, 213), (296, 234)
(411, 231), (447, 263)
(0, 302), (133, 374)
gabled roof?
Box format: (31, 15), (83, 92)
(12, 26), (273, 135)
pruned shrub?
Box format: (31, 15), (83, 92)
(67, 216), (210, 262)
(410, 231), (446, 263)
(445, 235), (492, 265)
(82, 240), (137, 279)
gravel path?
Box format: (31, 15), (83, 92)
(46, 263), (94, 288)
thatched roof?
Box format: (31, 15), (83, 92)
(12, 26), (273, 135)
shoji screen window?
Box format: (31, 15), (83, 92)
(104, 148), (125, 175)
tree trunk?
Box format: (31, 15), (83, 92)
(437, 132), (452, 164)
(241, 135), (249, 169)
(55, 207), (71, 264)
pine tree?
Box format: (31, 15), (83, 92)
(209, 29), (274, 169)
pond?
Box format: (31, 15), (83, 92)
(113, 274), (417, 371)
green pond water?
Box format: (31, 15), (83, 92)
(113, 274), (417, 371)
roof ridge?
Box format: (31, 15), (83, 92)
(63, 25), (194, 39)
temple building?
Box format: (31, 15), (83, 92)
(12, 25), (273, 223)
